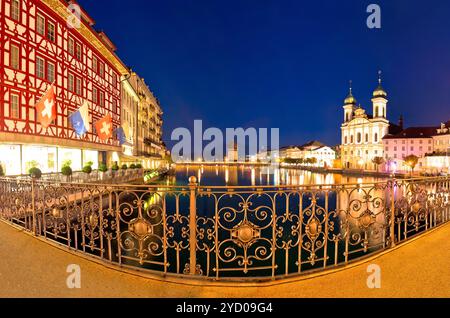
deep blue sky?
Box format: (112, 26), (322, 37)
(79, 0), (450, 148)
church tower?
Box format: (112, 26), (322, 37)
(343, 80), (357, 122)
(372, 70), (388, 119)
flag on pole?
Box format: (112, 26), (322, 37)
(35, 84), (56, 128)
(69, 101), (90, 137)
(115, 126), (127, 145)
(94, 114), (112, 141)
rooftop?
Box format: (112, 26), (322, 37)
(383, 126), (438, 139)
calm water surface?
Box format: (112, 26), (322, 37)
(161, 164), (388, 187)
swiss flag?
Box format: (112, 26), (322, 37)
(35, 84), (56, 128)
(95, 114), (113, 141)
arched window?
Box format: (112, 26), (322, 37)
(374, 133), (378, 143)
(382, 108), (385, 117)
(375, 106), (379, 117)
(350, 135), (354, 143)
(345, 113), (349, 122)
(365, 133), (369, 143)
(344, 136), (348, 144)
(357, 132), (362, 143)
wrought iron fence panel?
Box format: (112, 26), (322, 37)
(0, 176), (449, 281)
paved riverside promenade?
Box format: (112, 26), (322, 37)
(0, 221), (449, 298)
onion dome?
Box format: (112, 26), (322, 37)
(344, 80), (357, 105)
(373, 70), (387, 98)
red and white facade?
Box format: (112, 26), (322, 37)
(0, 0), (129, 175)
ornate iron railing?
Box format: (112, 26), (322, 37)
(0, 176), (448, 281)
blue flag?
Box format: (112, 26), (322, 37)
(69, 101), (90, 137)
(115, 127), (127, 145)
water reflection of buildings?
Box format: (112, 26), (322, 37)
(174, 164), (386, 187)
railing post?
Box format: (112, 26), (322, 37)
(188, 176), (198, 275)
(31, 178), (37, 235)
(390, 178), (396, 248)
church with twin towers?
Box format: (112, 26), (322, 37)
(340, 71), (402, 170)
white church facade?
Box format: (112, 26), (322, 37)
(340, 73), (402, 170)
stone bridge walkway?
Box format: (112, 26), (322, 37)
(0, 221), (449, 298)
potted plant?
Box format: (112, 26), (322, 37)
(130, 163), (136, 169)
(61, 160), (73, 182)
(136, 163), (143, 169)
(98, 163), (108, 181)
(121, 164), (128, 176)
(111, 162), (119, 177)
(82, 161), (93, 181)
(29, 167), (42, 179)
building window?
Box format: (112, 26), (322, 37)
(385, 147), (388, 151)
(411, 146), (414, 151)
(357, 133), (362, 143)
(47, 21), (55, 42)
(10, 44), (20, 70)
(36, 57), (44, 78)
(99, 91), (105, 107)
(375, 106), (379, 117)
(344, 136), (347, 144)
(92, 87), (98, 104)
(68, 73), (74, 92)
(112, 73), (117, 87)
(394, 146), (397, 151)
(365, 133), (369, 143)
(402, 146), (405, 151)
(37, 14), (45, 35)
(76, 77), (82, 95)
(75, 43), (82, 60)
(374, 133), (378, 143)
(99, 63), (104, 77)
(47, 62), (55, 82)
(350, 135), (354, 143)
(92, 57), (98, 73)
(68, 38), (74, 55)
(10, 0), (20, 21)
(10, 94), (20, 119)
(112, 99), (117, 114)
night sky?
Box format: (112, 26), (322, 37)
(79, 0), (450, 148)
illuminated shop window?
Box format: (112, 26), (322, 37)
(22, 146), (57, 174)
(82, 150), (98, 169)
(0, 145), (21, 175)
(58, 148), (82, 171)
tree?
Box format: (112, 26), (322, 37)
(372, 156), (385, 172)
(309, 157), (318, 166)
(404, 155), (419, 176)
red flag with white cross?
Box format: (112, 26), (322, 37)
(95, 114), (113, 141)
(35, 84), (56, 128)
